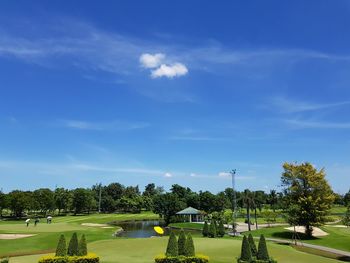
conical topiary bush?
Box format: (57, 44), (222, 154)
(185, 233), (195, 257)
(78, 234), (88, 256)
(257, 234), (269, 260)
(218, 220), (225, 237)
(55, 234), (66, 256)
(240, 235), (252, 262)
(248, 233), (257, 257)
(202, 221), (209, 237)
(209, 220), (217, 238)
(166, 231), (178, 257)
(67, 232), (79, 256)
(178, 229), (186, 256)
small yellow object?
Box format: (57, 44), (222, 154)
(154, 226), (164, 235)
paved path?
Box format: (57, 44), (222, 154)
(263, 237), (350, 259)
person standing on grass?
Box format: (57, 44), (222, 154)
(34, 218), (39, 226)
(25, 218), (30, 227)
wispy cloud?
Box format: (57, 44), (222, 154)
(56, 119), (149, 131)
(267, 96), (350, 113)
(285, 119), (350, 129)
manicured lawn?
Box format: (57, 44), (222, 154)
(9, 237), (342, 263)
(244, 225), (350, 252)
(169, 222), (204, 230)
(0, 212), (158, 257)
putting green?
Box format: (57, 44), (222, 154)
(9, 237), (341, 263)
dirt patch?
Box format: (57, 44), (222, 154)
(81, 223), (109, 227)
(0, 234), (36, 240)
(284, 226), (328, 237)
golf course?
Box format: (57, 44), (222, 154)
(0, 212), (347, 263)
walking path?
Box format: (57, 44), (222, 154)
(264, 237), (350, 258)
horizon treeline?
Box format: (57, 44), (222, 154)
(0, 182), (348, 220)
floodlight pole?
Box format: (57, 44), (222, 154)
(230, 169), (237, 235)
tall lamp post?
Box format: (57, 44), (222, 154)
(230, 169), (237, 235)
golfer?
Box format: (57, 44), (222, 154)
(25, 218), (30, 227)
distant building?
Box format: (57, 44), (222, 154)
(176, 207), (204, 222)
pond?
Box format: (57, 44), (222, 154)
(112, 220), (200, 238)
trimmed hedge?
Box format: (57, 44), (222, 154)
(38, 253), (99, 263)
(0, 258), (9, 263)
(155, 254), (209, 263)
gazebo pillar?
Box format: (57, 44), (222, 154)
(189, 214), (192, 222)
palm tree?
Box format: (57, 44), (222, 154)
(268, 190), (278, 212)
(241, 189), (254, 231)
(251, 191), (264, 230)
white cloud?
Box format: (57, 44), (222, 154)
(164, 172), (173, 178)
(57, 119), (149, 131)
(151, 63), (188, 78)
(139, 53), (165, 68)
(218, 172), (231, 178)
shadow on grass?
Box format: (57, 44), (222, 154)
(270, 231), (319, 241)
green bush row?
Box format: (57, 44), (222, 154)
(0, 258), (9, 263)
(155, 254), (209, 263)
(38, 253), (99, 263)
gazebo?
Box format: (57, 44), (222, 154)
(176, 207), (204, 222)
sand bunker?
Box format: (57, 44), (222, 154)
(81, 223), (109, 227)
(328, 225), (348, 228)
(284, 226), (328, 237)
(0, 234), (36, 240)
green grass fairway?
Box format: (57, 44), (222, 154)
(9, 237), (341, 263)
(245, 225), (350, 252)
(0, 212), (158, 257)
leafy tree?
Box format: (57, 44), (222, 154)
(199, 191), (217, 213)
(178, 229), (186, 256)
(71, 188), (90, 215)
(166, 231), (178, 257)
(33, 188), (55, 214)
(202, 221), (209, 237)
(67, 232), (79, 256)
(217, 220), (225, 237)
(281, 162), (335, 237)
(344, 190), (350, 207)
(0, 191), (8, 218)
(78, 234), (88, 256)
(248, 233), (257, 257)
(257, 235), (269, 260)
(343, 206), (350, 227)
(185, 233), (195, 257)
(106, 183), (124, 200)
(241, 189), (254, 231)
(8, 190), (30, 217)
(268, 190), (278, 212)
(153, 193), (186, 225)
(239, 235), (252, 262)
(143, 183), (157, 197)
(261, 210), (278, 227)
(117, 196), (143, 213)
(55, 234), (67, 256)
(208, 220), (217, 238)
(54, 188), (71, 214)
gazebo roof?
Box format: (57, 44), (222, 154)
(176, 207), (201, 215)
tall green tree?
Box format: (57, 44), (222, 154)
(257, 235), (269, 260)
(0, 191), (8, 218)
(217, 220), (225, 237)
(202, 221), (209, 237)
(33, 188), (55, 215)
(55, 234), (67, 257)
(268, 190), (278, 212)
(185, 233), (195, 257)
(239, 235), (252, 262)
(343, 206), (350, 227)
(67, 232), (79, 256)
(208, 220), (217, 238)
(54, 188), (71, 214)
(178, 229), (186, 256)
(248, 233), (257, 257)
(153, 193), (186, 225)
(78, 234), (88, 256)
(8, 190), (30, 218)
(241, 189), (254, 231)
(166, 231), (178, 257)
(281, 162), (335, 237)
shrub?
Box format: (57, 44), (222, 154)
(248, 234), (257, 257)
(0, 258), (9, 263)
(217, 221), (225, 237)
(239, 235), (252, 262)
(56, 234), (67, 257)
(184, 233), (195, 257)
(208, 220), (216, 238)
(178, 229), (186, 256)
(257, 235), (269, 261)
(67, 233), (79, 256)
(202, 221), (209, 237)
(38, 253), (99, 263)
(166, 231), (178, 257)
(154, 254), (209, 263)
(78, 234), (88, 256)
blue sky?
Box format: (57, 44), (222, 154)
(1, 0), (350, 193)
